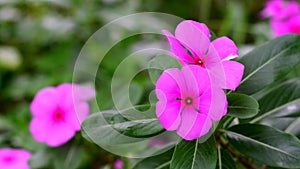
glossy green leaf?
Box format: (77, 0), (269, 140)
(170, 136), (217, 169)
(148, 54), (181, 84)
(227, 124), (300, 168)
(111, 113), (165, 138)
(227, 93), (259, 119)
(133, 148), (174, 169)
(249, 79), (300, 136)
(237, 34), (300, 94)
(216, 149), (236, 169)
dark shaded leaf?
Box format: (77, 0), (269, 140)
(227, 124), (300, 168)
(237, 34), (300, 94)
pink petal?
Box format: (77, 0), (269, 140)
(30, 87), (58, 117)
(198, 87), (227, 121)
(29, 117), (52, 143)
(175, 20), (210, 57)
(162, 30), (194, 64)
(56, 83), (74, 110)
(181, 66), (201, 97)
(212, 36), (238, 61)
(30, 117), (76, 147)
(188, 20), (211, 39)
(221, 61), (244, 90)
(271, 20), (290, 37)
(45, 121), (76, 147)
(73, 84), (96, 101)
(156, 91), (181, 130)
(65, 102), (90, 131)
(186, 65), (211, 95)
(176, 107), (212, 140)
(156, 68), (183, 100)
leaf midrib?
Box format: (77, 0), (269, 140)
(191, 139), (199, 169)
(228, 106), (258, 110)
(240, 44), (294, 86)
(227, 131), (299, 160)
(250, 98), (300, 123)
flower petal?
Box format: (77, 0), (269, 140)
(156, 95), (181, 130)
(221, 61), (245, 90)
(198, 87), (227, 121)
(30, 87), (58, 117)
(175, 20), (210, 56)
(65, 102), (90, 131)
(45, 121), (76, 147)
(156, 68), (184, 100)
(29, 117), (52, 143)
(73, 84), (96, 101)
(176, 107), (212, 140)
(162, 30), (194, 64)
(212, 36), (238, 61)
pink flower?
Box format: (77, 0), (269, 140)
(260, 0), (300, 20)
(114, 159), (123, 169)
(156, 66), (227, 140)
(163, 20), (244, 90)
(271, 15), (300, 36)
(30, 83), (95, 147)
(0, 148), (31, 169)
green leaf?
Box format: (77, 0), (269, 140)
(249, 79), (300, 136)
(81, 105), (166, 157)
(148, 54), (181, 84)
(133, 148), (174, 169)
(227, 124), (300, 168)
(237, 34), (300, 94)
(227, 93), (259, 119)
(111, 113), (165, 138)
(216, 149), (236, 169)
(170, 136), (217, 169)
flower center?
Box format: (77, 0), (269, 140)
(195, 59), (205, 67)
(185, 97), (193, 105)
(53, 107), (65, 122)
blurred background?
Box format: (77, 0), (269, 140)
(0, 0), (293, 168)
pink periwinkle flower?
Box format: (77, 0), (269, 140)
(260, 0), (300, 20)
(156, 66), (227, 140)
(30, 83), (95, 147)
(163, 20), (244, 90)
(114, 159), (123, 169)
(0, 148), (31, 169)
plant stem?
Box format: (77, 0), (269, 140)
(215, 132), (260, 169)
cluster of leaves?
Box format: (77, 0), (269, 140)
(82, 34), (300, 169)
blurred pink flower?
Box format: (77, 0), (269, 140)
(260, 0), (300, 20)
(114, 159), (123, 169)
(156, 66), (227, 140)
(163, 20), (244, 90)
(0, 148), (31, 169)
(30, 83), (95, 147)
(271, 15), (300, 36)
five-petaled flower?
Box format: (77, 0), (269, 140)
(163, 20), (244, 90)
(30, 83), (95, 147)
(0, 148), (31, 169)
(156, 66), (227, 140)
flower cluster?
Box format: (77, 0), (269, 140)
(0, 148), (31, 169)
(261, 0), (300, 36)
(156, 20), (244, 140)
(30, 83), (95, 147)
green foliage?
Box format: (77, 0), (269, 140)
(227, 93), (259, 119)
(227, 124), (300, 168)
(170, 136), (217, 169)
